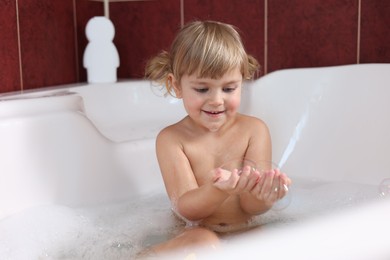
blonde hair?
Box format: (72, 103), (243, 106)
(145, 20), (260, 96)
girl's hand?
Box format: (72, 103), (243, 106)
(212, 166), (261, 195)
(250, 168), (291, 207)
(212, 168), (239, 194)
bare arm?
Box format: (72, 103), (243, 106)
(239, 117), (275, 214)
(239, 118), (292, 215)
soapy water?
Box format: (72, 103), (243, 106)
(254, 178), (382, 229)
(0, 179), (384, 259)
(0, 195), (177, 260)
(218, 159), (292, 211)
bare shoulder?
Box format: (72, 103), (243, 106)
(157, 123), (181, 146)
(238, 114), (270, 133)
(155, 122), (186, 172)
(156, 119), (188, 149)
(238, 114), (272, 163)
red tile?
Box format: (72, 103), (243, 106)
(184, 0), (265, 76)
(0, 0), (21, 93)
(109, 0), (181, 78)
(268, 0), (358, 73)
(360, 0), (390, 63)
(19, 0), (77, 89)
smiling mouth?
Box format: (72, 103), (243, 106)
(202, 110), (225, 116)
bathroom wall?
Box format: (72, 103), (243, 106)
(0, 0), (389, 94)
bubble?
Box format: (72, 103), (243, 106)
(272, 185), (292, 211)
(219, 158), (258, 175)
(379, 178), (390, 198)
(218, 158), (292, 211)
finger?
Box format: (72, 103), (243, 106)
(278, 183), (289, 200)
(267, 170), (281, 202)
(259, 170), (275, 196)
(280, 172), (292, 186)
(250, 170), (264, 197)
(212, 168), (222, 182)
(277, 175), (290, 199)
(254, 170), (271, 200)
(245, 170), (260, 191)
(227, 168), (240, 189)
(240, 165), (251, 178)
(235, 166), (251, 191)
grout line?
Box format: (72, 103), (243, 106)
(15, 0), (24, 92)
(104, 0), (109, 19)
(180, 0), (184, 27)
(356, 0), (361, 64)
(73, 0), (80, 81)
(263, 0), (268, 75)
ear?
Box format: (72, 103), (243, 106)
(168, 73), (182, 98)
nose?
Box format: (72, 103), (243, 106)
(208, 90), (224, 106)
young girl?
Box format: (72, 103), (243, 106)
(144, 20), (291, 256)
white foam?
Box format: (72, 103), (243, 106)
(0, 180), (381, 259)
(0, 205), (85, 259)
(250, 178), (379, 230)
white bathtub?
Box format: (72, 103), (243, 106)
(0, 64), (389, 259)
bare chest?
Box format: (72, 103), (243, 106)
(183, 135), (249, 184)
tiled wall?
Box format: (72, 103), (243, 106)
(1, 0), (389, 94)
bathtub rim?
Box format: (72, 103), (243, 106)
(1, 63), (388, 97)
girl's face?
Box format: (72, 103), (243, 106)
(172, 68), (243, 132)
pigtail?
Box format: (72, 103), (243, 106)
(245, 54), (261, 80)
(145, 51), (174, 96)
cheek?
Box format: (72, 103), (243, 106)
(183, 94), (203, 111)
(228, 95), (241, 110)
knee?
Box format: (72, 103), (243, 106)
(144, 227), (220, 257)
(186, 227), (220, 246)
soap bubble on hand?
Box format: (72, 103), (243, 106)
(379, 178), (390, 198)
(218, 158), (292, 211)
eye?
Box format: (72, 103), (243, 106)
(223, 87), (237, 93)
(194, 88), (208, 93)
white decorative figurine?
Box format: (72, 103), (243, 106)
(83, 16), (120, 83)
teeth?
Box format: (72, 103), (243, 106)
(203, 110), (224, 114)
